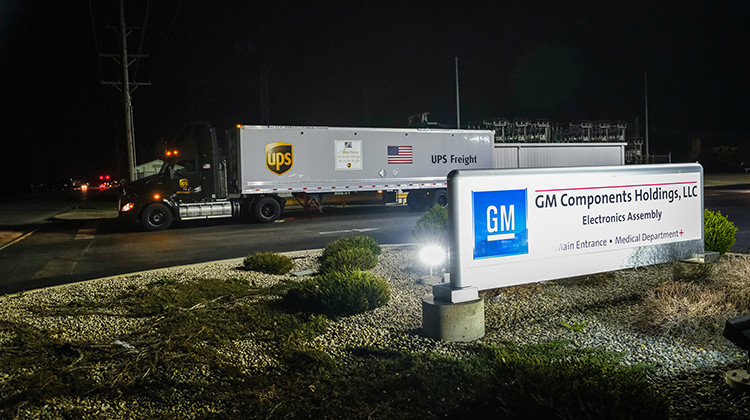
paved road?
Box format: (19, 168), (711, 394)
(0, 203), (421, 295)
(0, 194), (78, 250)
(704, 184), (750, 252)
(0, 184), (747, 295)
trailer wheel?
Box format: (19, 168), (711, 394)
(431, 189), (448, 207)
(253, 197), (282, 223)
(141, 203), (173, 231)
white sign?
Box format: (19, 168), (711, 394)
(335, 140), (362, 170)
(449, 164), (704, 290)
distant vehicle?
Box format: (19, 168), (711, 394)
(97, 175), (119, 191)
(119, 124), (625, 231)
(71, 179), (89, 191)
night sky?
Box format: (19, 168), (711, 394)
(1, 0), (748, 196)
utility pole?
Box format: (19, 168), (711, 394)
(119, 0), (136, 182)
(99, 0), (150, 182)
(455, 57), (461, 129)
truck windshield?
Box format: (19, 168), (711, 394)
(158, 161), (188, 176)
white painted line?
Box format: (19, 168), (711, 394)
(319, 227), (378, 235)
(74, 227), (95, 240)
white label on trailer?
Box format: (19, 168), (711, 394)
(335, 140), (362, 170)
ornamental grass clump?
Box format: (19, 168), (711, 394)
(320, 247), (379, 274)
(320, 236), (381, 262)
(704, 209), (737, 254)
(283, 268), (391, 316)
(243, 251), (294, 274)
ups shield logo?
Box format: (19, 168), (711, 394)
(265, 142), (293, 175)
(179, 178), (189, 190)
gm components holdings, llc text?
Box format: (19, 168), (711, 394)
(533, 182), (700, 254)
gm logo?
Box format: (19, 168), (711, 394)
(473, 189), (528, 259)
(265, 142), (293, 175)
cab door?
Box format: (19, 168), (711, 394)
(169, 158), (203, 202)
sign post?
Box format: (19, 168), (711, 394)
(422, 164), (707, 341)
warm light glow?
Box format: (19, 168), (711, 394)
(166, 151), (172, 156)
(121, 202), (134, 212)
(81, 185), (88, 192)
(236, 124), (242, 128)
(153, 194), (161, 200)
(173, 150), (178, 155)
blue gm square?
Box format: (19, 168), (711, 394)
(473, 189), (528, 259)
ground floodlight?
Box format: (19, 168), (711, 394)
(723, 314), (750, 391)
(419, 244), (446, 267)
(417, 244), (447, 286)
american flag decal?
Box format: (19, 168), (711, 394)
(387, 145), (413, 164)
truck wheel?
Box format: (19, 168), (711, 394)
(253, 197), (282, 223)
(407, 191), (427, 212)
(141, 203), (173, 231)
(431, 189), (448, 207)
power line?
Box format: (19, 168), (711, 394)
(133, 0), (152, 83)
(88, 0), (104, 82)
(149, 0), (183, 81)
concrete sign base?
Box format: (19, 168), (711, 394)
(422, 295), (485, 342)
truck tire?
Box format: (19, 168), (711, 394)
(430, 189), (448, 207)
(253, 196), (282, 223)
(141, 203), (173, 231)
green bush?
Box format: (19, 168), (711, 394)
(243, 251), (294, 274)
(412, 204), (449, 242)
(320, 247), (379, 273)
(283, 268), (391, 316)
(321, 236), (381, 261)
(704, 209), (737, 254)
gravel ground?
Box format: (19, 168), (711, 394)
(2, 245), (750, 418)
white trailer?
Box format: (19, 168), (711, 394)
(119, 124), (627, 230)
(227, 125), (495, 211)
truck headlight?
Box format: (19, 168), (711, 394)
(121, 202), (135, 212)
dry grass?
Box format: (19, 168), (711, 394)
(637, 254), (750, 344)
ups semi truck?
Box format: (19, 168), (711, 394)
(118, 124), (495, 231)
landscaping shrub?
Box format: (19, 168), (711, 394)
(412, 204), (449, 242)
(243, 251), (294, 274)
(320, 236), (381, 261)
(283, 268), (391, 316)
(320, 247), (378, 273)
(638, 281), (731, 343)
(704, 209), (737, 254)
